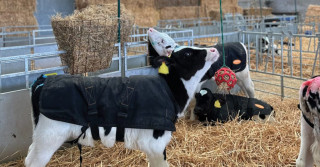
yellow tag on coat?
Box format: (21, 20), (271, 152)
(45, 73), (57, 76)
(214, 100), (221, 108)
(158, 62), (169, 74)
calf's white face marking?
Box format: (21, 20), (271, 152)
(147, 28), (177, 56)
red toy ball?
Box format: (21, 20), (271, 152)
(214, 67), (237, 90)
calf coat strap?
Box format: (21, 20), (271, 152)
(65, 126), (88, 167)
(116, 127), (125, 142)
(116, 79), (134, 142)
(79, 77), (101, 140)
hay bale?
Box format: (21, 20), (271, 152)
(51, 4), (134, 74)
(75, 0), (159, 27)
(0, 0), (38, 34)
(305, 4), (320, 29)
(154, 0), (200, 9)
(243, 8), (272, 16)
(0, 11), (38, 28)
(200, 0), (243, 20)
(305, 5), (320, 17)
(0, 0), (36, 12)
(209, 10), (220, 20)
(159, 6), (200, 20)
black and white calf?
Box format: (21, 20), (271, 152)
(147, 28), (254, 98)
(257, 36), (281, 56)
(148, 28), (255, 121)
(24, 46), (219, 167)
(194, 88), (275, 125)
(296, 76), (320, 167)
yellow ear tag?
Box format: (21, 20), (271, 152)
(158, 62), (169, 74)
(44, 73), (57, 76)
(214, 100), (221, 108)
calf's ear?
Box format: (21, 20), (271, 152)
(153, 56), (172, 68)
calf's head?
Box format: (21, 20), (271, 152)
(153, 46), (219, 80)
(194, 88), (215, 122)
(153, 46), (219, 117)
(148, 28), (177, 57)
(299, 76), (320, 116)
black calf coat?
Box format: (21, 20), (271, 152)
(37, 75), (179, 131)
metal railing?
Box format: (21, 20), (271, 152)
(241, 31), (320, 98)
(0, 26), (195, 93)
(0, 43), (122, 93)
(2, 23), (320, 99)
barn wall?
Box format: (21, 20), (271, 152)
(267, 0), (320, 20)
(34, 0), (75, 26)
(0, 90), (33, 163)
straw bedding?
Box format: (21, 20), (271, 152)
(51, 4), (134, 74)
(1, 94), (302, 166)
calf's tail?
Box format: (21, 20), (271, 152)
(31, 74), (47, 127)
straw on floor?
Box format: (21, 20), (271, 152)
(1, 94), (301, 167)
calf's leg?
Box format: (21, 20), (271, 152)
(125, 129), (171, 167)
(147, 150), (169, 167)
(235, 65), (254, 98)
(25, 115), (71, 167)
(296, 114), (314, 167)
(189, 98), (197, 121)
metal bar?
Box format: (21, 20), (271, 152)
(0, 59), (2, 92)
(0, 66), (67, 79)
(117, 43), (121, 74)
(254, 89), (282, 97)
(251, 70), (307, 81)
(122, 44), (126, 78)
(0, 25), (51, 29)
(24, 58), (29, 89)
(281, 75), (284, 100)
(127, 54), (148, 59)
(247, 33), (250, 69)
(124, 44), (128, 74)
(32, 30), (36, 46)
(0, 31), (30, 36)
(252, 79), (281, 87)
(271, 33), (275, 73)
(0, 51), (66, 62)
(0, 43), (58, 50)
(312, 34), (320, 76)
(290, 35), (293, 76)
(255, 35), (258, 70)
(300, 37), (303, 78)
(34, 36), (55, 40)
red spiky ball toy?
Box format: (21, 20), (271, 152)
(214, 67), (237, 90)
